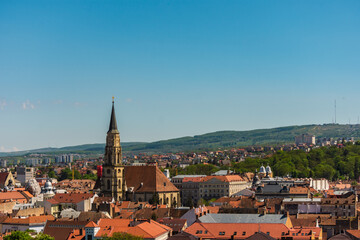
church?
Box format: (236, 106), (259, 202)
(100, 99), (180, 207)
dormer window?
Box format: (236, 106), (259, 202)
(219, 232), (225, 235)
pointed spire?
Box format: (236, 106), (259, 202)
(108, 97), (118, 132)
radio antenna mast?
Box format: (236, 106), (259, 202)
(334, 100), (337, 124)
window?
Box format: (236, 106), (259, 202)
(219, 232), (225, 236)
(267, 232), (270, 235)
(242, 232), (246, 235)
(196, 230), (202, 234)
(107, 180), (111, 190)
(233, 232), (237, 235)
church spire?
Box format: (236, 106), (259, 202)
(108, 97), (118, 133)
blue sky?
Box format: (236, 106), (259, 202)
(1, 0), (360, 151)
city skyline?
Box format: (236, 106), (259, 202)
(1, 0), (360, 151)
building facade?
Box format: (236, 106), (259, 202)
(295, 134), (316, 145)
(199, 175), (249, 200)
(16, 167), (35, 185)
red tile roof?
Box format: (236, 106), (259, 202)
(3, 215), (55, 225)
(124, 166), (178, 193)
(95, 219), (171, 238)
(85, 221), (99, 228)
(0, 191), (30, 203)
(46, 193), (94, 204)
(346, 230), (360, 238)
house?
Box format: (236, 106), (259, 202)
(185, 222), (322, 239)
(44, 220), (90, 240)
(197, 213), (292, 227)
(283, 197), (322, 214)
(0, 191), (33, 204)
(1, 215), (55, 233)
(85, 219), (172, 240)
(44, 193), (97, 217)
(157, 218), (187, 234)
(320, 194), (357, 217)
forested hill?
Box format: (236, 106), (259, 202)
(124, 124), (360, 153)
(1, 124), (360, 156)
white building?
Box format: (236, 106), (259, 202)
(310, 179), (329, 191)
(295, 134), (316, 145)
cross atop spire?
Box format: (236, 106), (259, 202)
(108, 97), (118, 133)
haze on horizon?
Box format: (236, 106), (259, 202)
(1, 0), (360, 152)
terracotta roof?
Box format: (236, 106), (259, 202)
(95, 219), (171, 238)
(47, 193), (94, 204)
(245, 232), (276, 240)
(21, 191), (33, 199)
(93, 196), (113, 204)
(289, 187), (309, 194)
(321, 195), (355, 205)
(346, 230), (360, 238)
(206, 206), (220, 213)
(66, 229), (85, 240)
(3, 215), (55, 225)
(158, 218), (186, 232)
(0, 191), (28, 202)
(182, 177), (204, 183)
(85, 221), (99, 228)
(44, 220), (89, 240)
(202, 175), (245, 183)
(124, 166), (178, 193)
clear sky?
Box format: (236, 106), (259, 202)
(1, 0), (360, 151)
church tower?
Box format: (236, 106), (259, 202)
(101, 98), (124, 201)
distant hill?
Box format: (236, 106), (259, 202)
(1, 124), (360, 156)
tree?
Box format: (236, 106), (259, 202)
(35, 233), (55, 240)
(102, 232), (143, 240)
(355, 158), (359, 181)
(4, 231), (54, 240)
(48, 170), (56, 179)
(186, 197), (194, 208)
(4, 231), (32, 240)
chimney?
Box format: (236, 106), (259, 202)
(316, 218), (319, 228)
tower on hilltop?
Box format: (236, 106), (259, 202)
(101, 98), (124, 201)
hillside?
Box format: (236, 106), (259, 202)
(1, 124), (360, 156)
(124, 124), (360, 153)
